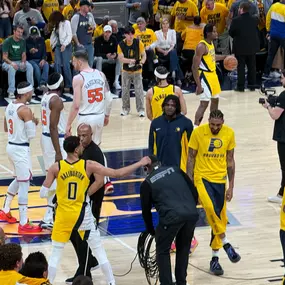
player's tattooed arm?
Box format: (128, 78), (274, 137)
(226, 149), (235, 201)
(187, 148), (197, 181)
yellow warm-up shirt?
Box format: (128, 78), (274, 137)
(171, 0), (199, 33)
(200, 3), (229, 35)
(134, 28), (157, 47)
(62, 3), (79, 20)
(182, 24), (204, 50)
(202, 0), (226, 7)
(189, 123), (236, 183)
(41, 0), (59, 21)
(0, 270), (23, 285)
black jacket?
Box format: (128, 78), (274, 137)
(26, 36), (46, 61)
(94, 34), (118, 59)
(140, 166), (199, 235)
(229, 12), (260, 56)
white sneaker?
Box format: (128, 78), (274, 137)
(120, 109), (129, 116)
(113, 81), (121, 90)
(8, 92), (15, 99)
(138, 111), (145, 117)
(267, 194), (282, 204)
(269, 71), (281, 78)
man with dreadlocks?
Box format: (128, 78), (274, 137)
(145, 66), (187, 121)
(187, 109), (241, 276)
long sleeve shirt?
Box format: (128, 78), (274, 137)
(94, 35), (118, 59)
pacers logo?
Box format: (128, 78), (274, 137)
(208, 138), (223, 152)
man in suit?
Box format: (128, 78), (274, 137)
(229, 1), (259, 92)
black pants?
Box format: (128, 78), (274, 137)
(280, 229), (285, 270)
(264, 37), (285, 75)
(70, 187), (105, 278)
(278, 142), (285, 196)
(236, 54), (256, 90)
(156, 220), (195, 285)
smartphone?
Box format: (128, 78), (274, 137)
(26, 17), (31, 22)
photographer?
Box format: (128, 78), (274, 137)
(262, 74), (285, 205)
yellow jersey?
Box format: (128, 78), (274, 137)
(200, 3), (229, 35)
(134, 28), (157, 47)
(199, 39), (216, 72)
(0, 270), (23, 285)
(189, 123), (236, 183)
(202, 0), (226, 7)
(18, 276), (51, 285)
(171, 0), (199, 33)
(41, 0), (59, 21)
(151, 84), (175, 119)
(181, 24), (204, 50)
(53, 159), (90, 232)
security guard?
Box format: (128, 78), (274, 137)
(140, 155), (199, 285)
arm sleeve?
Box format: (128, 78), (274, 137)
(24, 120), (36, 139)
(140, 181), (155, 235)
(61, 20), (72, 46)
(71, 14), (79, 36)
(266, 6), (272, 31)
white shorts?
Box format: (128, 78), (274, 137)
(77, 113), (105, 145)
(6, 144), (32, 181)
(41, 135), (67, 171)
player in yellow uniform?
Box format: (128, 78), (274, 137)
(41, 136), (151, 284)
(187, 109), (241, 275)
(192, 24), (226, 127)
(146, 66), (187, 120)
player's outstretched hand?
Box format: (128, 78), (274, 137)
(140, 156), (151, 167)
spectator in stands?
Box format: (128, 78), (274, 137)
(72, 276), (93, 285)
(229, 0), (258, 21)
(229, 1), (259, 91)
(2, 24), (34, 99)
(49, 10), (73, 93)
(181, 16), (204, 74)
(135, 17), (157, 85)
(0, 227), (5, 245)
(154, 0), (176, 25)
(155, 17), (183, 86)
(108, 19), (124, 42)
(62, 0), (79, 21)
(94, 15), (109, 38)
(0, 0), (13, 39)
(262, 0), (285, 80)
(171, 0), (199, 34)
(94, 25), (121, 89)
(0, 243), (23, 284)
(37, 0), (62, 23)
(118, 26), (146, 117)
(126, 0), (153, 25)
(19, 252), (51, 285)
(13, 0), (45, 39)
(26, 26), (48, 89)
(71, 0), (96, 68)
(200, 0), (230, 54)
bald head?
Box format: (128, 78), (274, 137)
(0, 227), (5, 245)
(77, 124), (93, 148)
(77, 123), (92, 133)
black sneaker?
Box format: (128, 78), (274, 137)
(210, 257), (224, 276)
(65, 277), (74, 285)
(223, 243), (241, 263)
(38, 220), (53, 230)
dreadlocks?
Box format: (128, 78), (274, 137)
(209, 109), (224, 120)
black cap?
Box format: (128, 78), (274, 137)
(80, 0), (92, 6)
(30, 26), (39, 36)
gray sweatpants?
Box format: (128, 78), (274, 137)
(121, 71), (144, 112)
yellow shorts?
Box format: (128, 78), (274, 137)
(199, 70), (221, 101)
(51, 226), (89, 243)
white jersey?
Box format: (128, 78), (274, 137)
(5, 102), (29, 145)
(41, 92), (66, 135)
(79, 69), (106, 115)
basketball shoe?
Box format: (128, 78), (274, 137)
(210, 257), (224, 275)
(105, 181), (114, 195)
(38, 220), (54, 230)
(170, 237), (199, 255)
(18, 221), (42, 234)
(0, 210), (17, 223)
(223, 243), (241, 263)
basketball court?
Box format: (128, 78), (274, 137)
(0, 88), (283, 284)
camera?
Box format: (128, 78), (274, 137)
(259, 84), (278, 107)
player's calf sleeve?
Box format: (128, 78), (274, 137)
(3, 179), (19, 212)
(18, 181), (30, 225)
(48, 241), (65, 283)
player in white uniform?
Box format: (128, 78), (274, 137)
(0, 82), (42, 233)
(39, 73), (67, 230)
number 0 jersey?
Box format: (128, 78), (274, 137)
(79, 69), (106, 116)
(54, 159), (90, 232)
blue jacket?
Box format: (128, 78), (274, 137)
(266, 2), (285, 38)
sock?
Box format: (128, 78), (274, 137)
(212, 250), (219, 258)
(19, 205), (28, 225)
(3, 179), (19, 213)
(101, 262), (115, 284)
(221, 236), (229, 246)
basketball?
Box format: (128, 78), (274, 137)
(223, 55), (238, 71)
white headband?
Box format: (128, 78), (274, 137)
(47, 74), (64, 90)
(154, 69), (168, 79)
(17, 85), (33, 94)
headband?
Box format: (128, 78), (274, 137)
(17, 85), (33, 94)
(154, 69), (168, 79)
(47, 74), (64, 90)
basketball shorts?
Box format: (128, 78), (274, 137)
(194, 177), (227, 250)
(199, 70), (221, 101)
(6, 144), (32, 181)
(77, 113), (105, 145)
(41, 135), (67, 170)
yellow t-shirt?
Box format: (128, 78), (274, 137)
(134, 28), (157, 47)
(181, 25), (204, 50)
(189, 123), (236, 183)
(151, 84), (175, 119)
(42, 0), (59, 21)
(199, 39), (216, 72)
(202, 0), (226, 7)
(171, 0), (199, 33)
(117, 39), (145, 73)
(94, 24), (103, 39)
(19, 276), (52, 285)
(132, 23), (138, 30)
(0, 270), (23, 285)
(200, 3), (229, 35)
(153, 0), (159, 14)
(62, 4), (76, 20)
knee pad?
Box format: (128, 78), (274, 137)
(18, 182), (29, 205)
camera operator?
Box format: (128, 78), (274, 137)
(262, 74), (285, 205)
